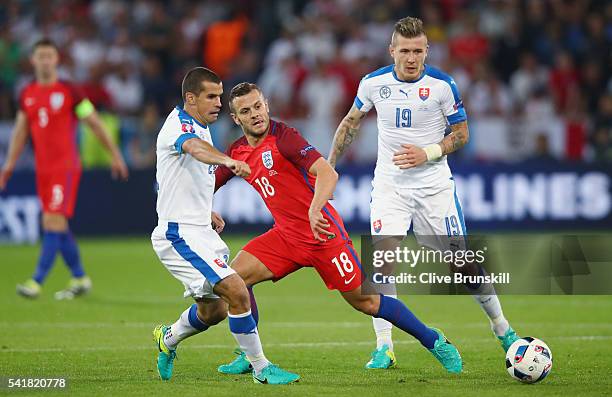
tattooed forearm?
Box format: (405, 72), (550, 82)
(440, 121), (469, 156)
(328, 107), (366, 167)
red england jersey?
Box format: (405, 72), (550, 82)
(19, 80), (85, 172)
(215, 120), (349, 246)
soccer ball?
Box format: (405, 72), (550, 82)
(505, 337), (553, 384)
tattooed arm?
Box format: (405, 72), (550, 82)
(328, 105), (367, 168)
(392, 121), (470, 169)
(439, 121), (469, 155)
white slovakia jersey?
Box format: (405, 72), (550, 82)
(155, 106), (216, 226)
(355, 64), (467, 188)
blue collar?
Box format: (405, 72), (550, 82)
(175, 106), (209, 130)
(392, 64), (428, 83)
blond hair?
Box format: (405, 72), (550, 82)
(392, 16), (426, 45)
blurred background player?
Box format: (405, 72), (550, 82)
(328, 17), (519, 369)
(151, 67), (299, 385)
(0, 38), (128, 299)
(214, 82), (462, 375)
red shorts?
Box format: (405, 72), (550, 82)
(242, 228), (362, 292)
(35, 170), (81, 218)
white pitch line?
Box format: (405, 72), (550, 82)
(1, 335), (611, 354)
(1, 321), (611, 329)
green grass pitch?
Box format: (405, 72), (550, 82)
(1, 235), (611, 396)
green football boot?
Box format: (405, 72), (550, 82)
(498, 326), (520, 352)
(16, 279), (41, 299)
(365, 345), (397, 369)
(218, 348), (252, 374)
(153, 325), (177, 380)
(54, 276), (92, 300)
(428, 328), (462, 373)
(252, 364), (300, 385)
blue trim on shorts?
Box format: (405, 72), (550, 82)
(453, 183), (467, 236)
(165, 222), (222, 285)
(345, 243), (363, 271)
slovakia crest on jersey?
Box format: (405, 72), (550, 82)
(373, 219), (382, 233)
(419, 87), (430, 101)
(262, 150), (273, 169)
(50, 92), (64, 110)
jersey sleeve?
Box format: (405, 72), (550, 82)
(354, 77), (374, 113)
(214, 165), (234, 191)
(276, 125), (322, 171)
(66, 82), (96, 120)
(440, 78), (467, 125)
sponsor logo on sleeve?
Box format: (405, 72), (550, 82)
(300, 145), (315, 157)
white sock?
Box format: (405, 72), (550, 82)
(228, 310), (270, 374)
(468, 278), (510, 337)
(373, 294), (395, 351)
(164, 304), (209, 350)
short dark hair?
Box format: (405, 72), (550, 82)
(181, 67), (221, 101)
(229, 82), (262, 112)
(32, 38), (58, 53)
(392, 16), (426, 43)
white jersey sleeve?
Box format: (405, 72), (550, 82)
(437, 73), (467, 125)
(355, 77), (374, 113)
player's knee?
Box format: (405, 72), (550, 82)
(217, 275), (250, 312)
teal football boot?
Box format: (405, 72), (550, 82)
(428, 328), (462, 373)
(153, 325), (177, 380)
(218, 348), (252, 374)
(252, 364), (300, 385)
(365, 345), (397, 369)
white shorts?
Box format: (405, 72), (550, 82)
(370, 177), (467, 250)
(151, 222), (234, 299)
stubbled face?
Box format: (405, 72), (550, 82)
(31, 45), (59, 81)
(389, 33), (428, 81)
(230, 90), (270, 137)
(188, 81), (223, 124)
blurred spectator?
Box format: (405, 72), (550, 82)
(202, 5), (249, 79)
(510, 52), (549, 108)
(128, 102), (160, 169)
(103, 63), (143, 116)
(299, 59), (344, 152)
(549, 51), (580, 113)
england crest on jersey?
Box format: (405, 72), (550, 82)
(262, 150), (273, 169)
(50, 92), (64, 110)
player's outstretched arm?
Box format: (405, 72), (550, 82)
(82, 111), (129, 180)
(328, 105), (367, 168)
(0, 111), (29, 190)
(393, 121), (470, 169)
(182, 138), (250, 177)
(307, 157), (338, 242)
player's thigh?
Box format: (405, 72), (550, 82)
(370, 180), (412, 236)
(309, 240), (362, 292)
(241, 228), (303, 283)
(36, 170), (81, 220)
(412, 178), (467, 250)
(230, 249), (275, 287)
(151, 223), (235, 299)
